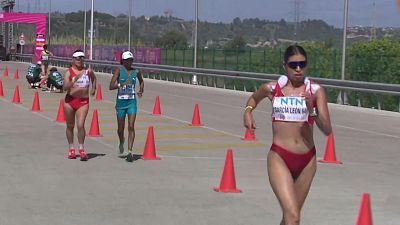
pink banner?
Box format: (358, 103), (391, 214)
(0, 13), (46, 62)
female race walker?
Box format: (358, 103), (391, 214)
(109, 51), (144, 162)
(63, 50), (97, 161)
(243, 45), (332, 225)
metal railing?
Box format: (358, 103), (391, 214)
(16, 53), (400, 112)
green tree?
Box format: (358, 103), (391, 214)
(155, 31), (188, 49)
(225, 35), (246, 50)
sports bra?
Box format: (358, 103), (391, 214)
(69, 67), (90, 88)
(271, 75), (320, 124)
(41, 50), (49, 61)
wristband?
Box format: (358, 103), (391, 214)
(245, 105), (254, 113)
(309, 107), (318, 117)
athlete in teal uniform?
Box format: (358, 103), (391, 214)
(109, 51), (144, 162)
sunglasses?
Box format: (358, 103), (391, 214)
(73, 56), (84, 60)
(286, 61), (307, 70)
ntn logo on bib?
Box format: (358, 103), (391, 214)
(272, 96), (309, 122)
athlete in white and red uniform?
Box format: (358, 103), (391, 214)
(244, 45), (332, 225)
(63, 50), (97, 161)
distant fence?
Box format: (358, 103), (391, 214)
(20, 44), (161, 64)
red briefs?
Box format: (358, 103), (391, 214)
(270, 143), (316, 180)
(65, 94), (89, 111)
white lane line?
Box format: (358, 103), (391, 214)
(0, 97), (117, 149)
(145, 90), (400, 139)
(158, 154), (268, 161)
(101, 98), (244, 139)
(334, 124), (400, 139)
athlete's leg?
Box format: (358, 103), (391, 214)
(127, 113), (137, 151)
(40, 64), (46, 77)
(64, 102), (75, 147)
(75, 104), (89, 148)
(116, 109), (126, 154)
(293, 157), (316, 210)
(267, 151), (300, 225)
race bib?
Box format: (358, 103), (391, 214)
(42, 55), (49, 61)
(118, 84), (135, 99)
(272, 96), (309, 122)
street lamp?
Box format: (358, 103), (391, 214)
(83, 0), (87, 55)
(128, 0), (132, 50)
(89, 0), (94, 60)
(338, 0), (349, 104)
(48, 0), (51, 45)
(191, 0), (199, 85)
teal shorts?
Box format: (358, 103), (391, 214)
(116, 106), (137, 119)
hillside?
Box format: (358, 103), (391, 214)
(13, 11), (400, 48)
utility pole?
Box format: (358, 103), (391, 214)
(370, 0), (377, 40)
(338, 0), (349, 105)
(89, 0), (94, 60)
(128, 0), (132, 50)
(83, 0), (87, 55)
(293, 0), (300, 40)
(191, 0), (199, 85)
(48, 0), (51, 46)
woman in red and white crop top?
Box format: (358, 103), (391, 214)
(63, 50), (97, 161)
(243, 45), (333, 225)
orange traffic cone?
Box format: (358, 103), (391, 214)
(55, 99), (65, 123)
(4, 66), (8, 77)
(30, 91), (41, 112)
(14, 68), (19, 80)
(141, 126), (160, 160)
(189, 103), (203, 126)
(12, 85), (21, 104)
(318, 133), (342, 164)
(152, 96), (161, 115)
(0, 79), (4, 97)
(241, 128), (256, 141)
(88, 109), (102, 137)
(214, 149), (242, 193)
(95, 84), (103, 101)
(356, 193), (373, 225)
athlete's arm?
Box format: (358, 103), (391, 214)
(243, 81), (274, 132)
(136, 69), (144, 97)
(63, 70), (74, 91)
(89, 68), (97, 96)
(109, 67), (120, 90)
(314, 87), (332, 136)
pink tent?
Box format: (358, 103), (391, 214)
(0, 12), (46, 62)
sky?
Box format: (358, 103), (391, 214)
(15, 0), (400, 28)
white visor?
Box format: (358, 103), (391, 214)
(121, 51), (134, 60)
(72, 51), (85, 58)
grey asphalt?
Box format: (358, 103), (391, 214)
(0, 61), (399, 225)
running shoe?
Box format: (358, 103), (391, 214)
(68, 149), (76, 159)
(126, 152), (133, 162)
(79, 149), (88, 161)
(119, 142), (124, 155)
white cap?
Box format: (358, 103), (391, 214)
(121, 51), (134, 60)
(72, 51), (85, 58)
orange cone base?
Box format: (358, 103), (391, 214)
(318, 159), (342, 164)
(188, 123), (203, 127)
(87, 134), (103, 137)
(213, 187), (242, 193)
(141, 156), (161, 160)
(241, 136), (255, 141)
